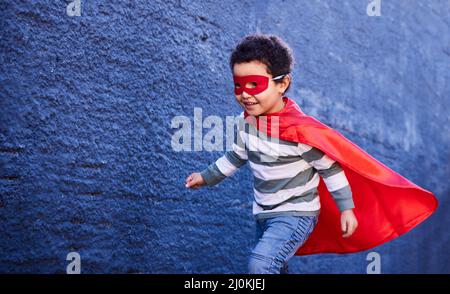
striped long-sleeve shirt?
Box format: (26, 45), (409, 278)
(200, 113), (355, 220)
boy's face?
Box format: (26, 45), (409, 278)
(233, 60), (290, 116)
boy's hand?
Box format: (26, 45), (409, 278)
(185, 172), (205, 189)
(341, 209), (358, 238)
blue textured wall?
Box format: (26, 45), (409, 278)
(0, 0), (449, 273)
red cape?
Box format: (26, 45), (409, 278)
(244, 97), (438, 255)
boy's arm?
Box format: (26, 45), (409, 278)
(298, 143), (355, 211)
(200, 130), (248, 187)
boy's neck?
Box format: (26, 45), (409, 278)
(266, 96), (286, 114)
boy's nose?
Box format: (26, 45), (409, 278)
(241, 91), (252, 98)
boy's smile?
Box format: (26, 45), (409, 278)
(233, 60), (290, 116)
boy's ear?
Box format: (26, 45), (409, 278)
(281, 75), (291, 93)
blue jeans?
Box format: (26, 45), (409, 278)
(248, 215), (319, 274)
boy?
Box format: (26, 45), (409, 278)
(186, 34), (357, 274)
(185, 34), (437, 274)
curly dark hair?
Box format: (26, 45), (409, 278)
(229, 34), (295, 94)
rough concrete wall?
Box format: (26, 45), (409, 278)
(0, 0), (448, 273)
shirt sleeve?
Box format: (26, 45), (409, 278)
(200, 122), (248, 187)
(298, 143), (355, 211)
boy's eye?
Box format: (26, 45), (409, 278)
(235, 83), (241, 88)
(245, 82), (257, 88)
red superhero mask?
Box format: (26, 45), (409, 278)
(233, 74), (287, 95)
